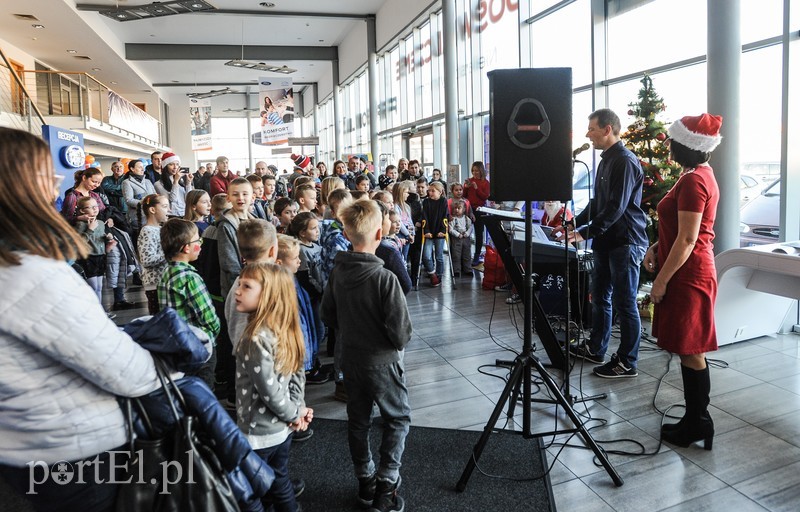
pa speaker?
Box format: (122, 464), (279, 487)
(488, 68), (572, 202)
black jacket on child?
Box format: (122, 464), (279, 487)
(421, 196), (448, 237)
(320, 251), (412, 367)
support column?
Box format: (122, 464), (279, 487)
(443, 0), (460, 177)
(707, 0), (741, 253)
(367, 17), (380, 167)
(333, 59), (342, 159)
(313, 83), (320, 164)
(780, 0), (799, 242)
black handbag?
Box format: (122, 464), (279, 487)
(116, 358), (240, 512)
(116, 398), (170, 512)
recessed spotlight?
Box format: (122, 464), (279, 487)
(66, 49), (77, 54)
(171, 80), (180, 83)
(110, 81), (118, 85)
(259, 2), (276, 7)
(318, 39), (324, 42)
(91, 68), (101, 71)
(32, 24), (45, 29)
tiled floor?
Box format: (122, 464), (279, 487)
(115, 269), (800, 512)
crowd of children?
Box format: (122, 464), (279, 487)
(56, 152), (573, 512)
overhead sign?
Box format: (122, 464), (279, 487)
(288, 137), (320, 146)
(271, 147), (294, 155)
(259, 76), (294, 145)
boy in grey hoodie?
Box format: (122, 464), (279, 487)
(321, 200), (412, 512)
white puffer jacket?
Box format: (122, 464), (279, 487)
(0, 253), (160, 466)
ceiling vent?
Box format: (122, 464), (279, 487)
(13, 14), (40, 21)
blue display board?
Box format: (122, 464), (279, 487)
(41, 125), (85, 207)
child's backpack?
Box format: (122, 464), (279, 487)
(481, 246), (506, 290)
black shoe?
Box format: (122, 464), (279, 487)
(334, 381), (348, 402)
(292, 428), (314, 443)
(357, 474), (376, 508)
(292, 478), (306, 498)
(305, 368), (331, 385)
(569, 344), (605, 365)
(112, 300), (137, 311)
(593, 354), (638, 378)
(371, 477), (404, 512)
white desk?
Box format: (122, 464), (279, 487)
(715, 242), (800, 345)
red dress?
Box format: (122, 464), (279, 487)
(652, 166), (719, 355)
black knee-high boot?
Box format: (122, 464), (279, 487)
(661, 364), (714, 450)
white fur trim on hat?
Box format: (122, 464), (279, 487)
(667, 117), (722, 153)
(161, 153), (180, 167)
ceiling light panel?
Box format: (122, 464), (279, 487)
(99, 1), (215, 22)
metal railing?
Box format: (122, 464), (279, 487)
(1, 46), (163, 145)
(0, 48), (45, 136)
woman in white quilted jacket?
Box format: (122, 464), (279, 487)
(0, 128), (161, 511)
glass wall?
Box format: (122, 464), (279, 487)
(315, 0), (797, 241)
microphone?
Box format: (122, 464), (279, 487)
(572, 143), (591, 158)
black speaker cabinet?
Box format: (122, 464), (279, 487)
(488, 68), (573, 202)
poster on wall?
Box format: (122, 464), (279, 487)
(108, 92), (160, 142)
(259, 76), (294, 145)
(189, 98), (212, 151)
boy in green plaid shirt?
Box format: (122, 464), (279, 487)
(158, 218), (220, 389)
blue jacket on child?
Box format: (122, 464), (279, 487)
(124, 309), (275, 512)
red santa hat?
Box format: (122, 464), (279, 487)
(161, 152), (180, 167)
(667, 113), (723, 153)
(291, 153), (311, 169)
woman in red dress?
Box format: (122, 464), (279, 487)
(644, 113), (722, 450)
(463, 161), (490, 268)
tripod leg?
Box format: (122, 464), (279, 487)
(532, 358), (624, 487)
(457, 357), (526, 492)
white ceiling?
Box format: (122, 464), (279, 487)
(1, 0), (385, 96)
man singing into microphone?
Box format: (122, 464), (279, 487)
(555, 108), (648, 378)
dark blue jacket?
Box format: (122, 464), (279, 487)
(296, 277), (318, 371)
(377, 241), (412, 295)
(574, 141), (648, 251)
(125, 310), (275, 511)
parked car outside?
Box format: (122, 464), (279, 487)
(740, 178), (780, 246)
(739, 173), (763, 206)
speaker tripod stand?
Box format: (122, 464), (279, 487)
(456, 206), (623, 491)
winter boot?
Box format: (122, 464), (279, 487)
(661, 363), (714, 450)
(371, 476), (404, 512)
(357, 474), (377, 509)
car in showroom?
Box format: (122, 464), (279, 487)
(740, 178), (780, 246)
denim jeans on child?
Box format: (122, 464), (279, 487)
(255, 435), (298, 512)
(422, 237), (445, 278)
(587, 244), (647, 369)
(343, 360), (411, 483)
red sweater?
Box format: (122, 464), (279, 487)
(464, 178), (490, 209)
(210, 171), (236, 197)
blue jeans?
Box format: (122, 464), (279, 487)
(255, 435), (297, 512)
(422, 237), (445, 278)
(343, 360), (411, 483)
(588, 244), (647, 369)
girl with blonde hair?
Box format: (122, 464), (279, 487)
(235, 262), (313, 512)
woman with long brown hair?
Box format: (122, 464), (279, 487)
(61, 166), (106, 225)
(0, 128), (160, 510)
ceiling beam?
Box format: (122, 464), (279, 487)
(76, 4), (374, 20)
(152, 82), (315, 87)
(126, 44), (337, 61)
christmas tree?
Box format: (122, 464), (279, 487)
(621, 75), (683, 246)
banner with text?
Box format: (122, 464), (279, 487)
(259, 76), (294, 145)
(189, 98), (212, 151)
